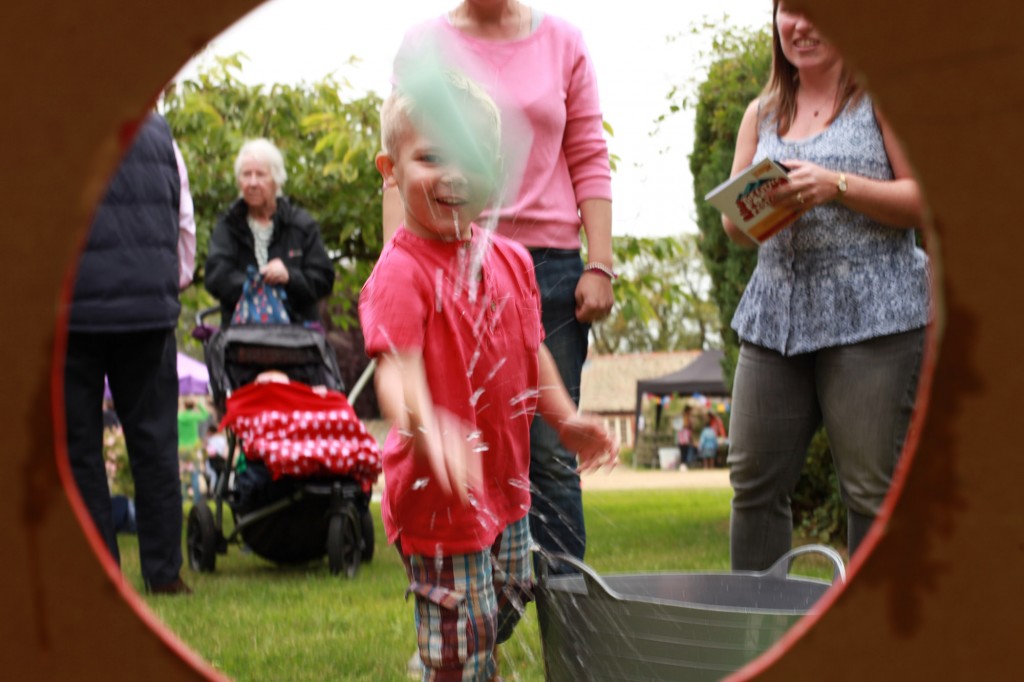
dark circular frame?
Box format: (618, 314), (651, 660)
(2, 0), (1020, 679)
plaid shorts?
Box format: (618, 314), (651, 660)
(401, 515), (534, 682)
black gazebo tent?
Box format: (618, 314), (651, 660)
(634, 349), (730, 443)
(637, 349), (729, 399)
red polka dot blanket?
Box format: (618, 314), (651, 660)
(220, 380), (382, 492)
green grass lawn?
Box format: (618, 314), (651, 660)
(118, 488), (842, 681)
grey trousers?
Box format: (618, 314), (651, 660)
(727, 328), (926, 570)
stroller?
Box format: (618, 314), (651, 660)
(187, 308), (381, 578)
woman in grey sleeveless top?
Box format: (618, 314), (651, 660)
(722, 1), (929, 570)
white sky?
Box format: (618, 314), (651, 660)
(174, 0), (772, 238)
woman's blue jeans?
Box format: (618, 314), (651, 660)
(528, 249), (590, 573)
(728, 328), (926, 570)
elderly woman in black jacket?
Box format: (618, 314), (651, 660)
(205, 138), (334, 325)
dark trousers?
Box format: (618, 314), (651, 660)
(64, 328), (183, 588)
(528, 249), (590, 573)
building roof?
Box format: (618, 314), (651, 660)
(579, 350), (700, 413)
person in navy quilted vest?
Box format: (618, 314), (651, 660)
(63, 111), (195, 595)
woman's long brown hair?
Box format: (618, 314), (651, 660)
(759, 0), (864, 136)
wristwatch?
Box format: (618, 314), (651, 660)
(836, 172), (848, 195)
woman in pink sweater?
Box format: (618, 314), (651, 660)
(382, 3), (614, 670)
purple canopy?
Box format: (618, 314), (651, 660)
(176, 352), (210, 396)
(104, 352), (209, 398)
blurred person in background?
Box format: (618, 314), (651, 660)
(63, 111), (195, 595)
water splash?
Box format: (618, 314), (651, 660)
(466, 346), (482, 378)
(478, 506), (499, 528)
(508, 388), (541, 406)
(508, 388), (541, 419)
(483, 357), (507, 384)
(434, 268), (444, 313)
(374, 325), (400, 358)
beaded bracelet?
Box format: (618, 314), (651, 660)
(583, 262), (618, 280)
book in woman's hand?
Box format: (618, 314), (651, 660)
(704, 158), (802, 243)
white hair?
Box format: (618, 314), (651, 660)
(234, 138), (287, 196)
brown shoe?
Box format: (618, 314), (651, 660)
(147, 577), (192, 595)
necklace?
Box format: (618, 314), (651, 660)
(803, 91), (836, 118)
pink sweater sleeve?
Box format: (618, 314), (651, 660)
(561, 26), (613, 205)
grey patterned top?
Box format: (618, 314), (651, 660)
(731, 95), (930, 355)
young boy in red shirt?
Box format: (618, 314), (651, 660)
(359, 70), (617, 681)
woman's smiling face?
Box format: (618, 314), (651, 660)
(775, 2), (841, 72)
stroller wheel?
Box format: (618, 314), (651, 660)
(187, 503), (218, 573)
(360, 507), (375, 563)
(327, 505), (360, 578)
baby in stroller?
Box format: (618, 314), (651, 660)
(188, 316), (381, 578)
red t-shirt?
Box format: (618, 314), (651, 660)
(359, 225), (544, 556)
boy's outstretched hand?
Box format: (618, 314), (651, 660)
(375, 352), (483, 506)
(557, 415), (619, 474)
(410, 406), (483, 506)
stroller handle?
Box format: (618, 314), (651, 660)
(196, 305), (220, 328)
(347, 358), (377, 405)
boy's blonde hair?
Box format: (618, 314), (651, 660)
(379, 69), (502, 181)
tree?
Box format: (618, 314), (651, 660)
(592, 235), (720, 354)
(674, 23), (770, 384)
